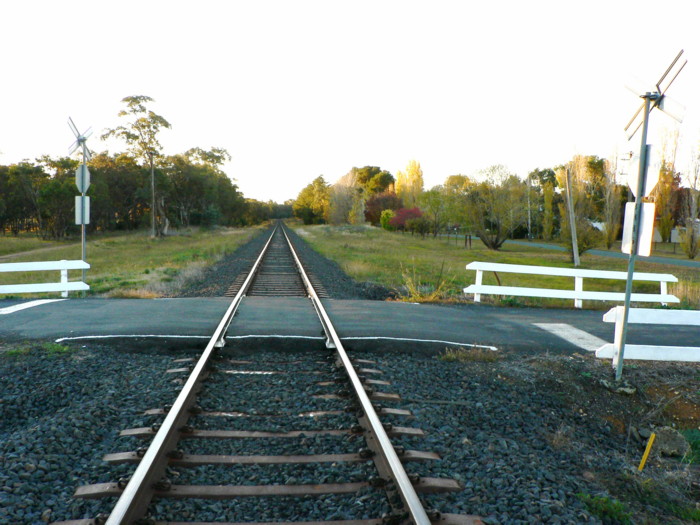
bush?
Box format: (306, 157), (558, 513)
(406, 217), (431, 238)
(380, 209), (395, 230)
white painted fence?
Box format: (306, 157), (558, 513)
(464, 262), (678, 308)
(0, 260), (90, 297)
(596, 306), (700, 363)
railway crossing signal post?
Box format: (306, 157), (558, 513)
(68, 118), (93, 294)
(614, 50), (687, 381)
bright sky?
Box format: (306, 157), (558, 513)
(1, 0), (698, 203)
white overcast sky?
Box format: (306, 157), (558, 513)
(1, 0), (698, 203)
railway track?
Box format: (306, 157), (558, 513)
(54, 222), (480, 525)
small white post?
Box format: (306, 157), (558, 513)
(611, 306), (624, 369)
(660, 281), (668, 306)
(474, 269), (483, 302)
(574, 276), (583, 309)
(60, 262), (68, 298)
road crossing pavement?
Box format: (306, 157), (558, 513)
(0, 297), (695, 358)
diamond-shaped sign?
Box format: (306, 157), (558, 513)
(626, 146), (659, 198)
(75, 165), (90, 193)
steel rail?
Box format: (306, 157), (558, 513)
(280, 225), (431, 525)
(105, 225), (279, 525)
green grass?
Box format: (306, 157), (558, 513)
(5, 341), (74, 357)
(0, 234), (74, 257)
(290, 224), (700, 308)
(577, 493), (632, 524)
(0, 226), (264, 298)
(680, 428), (700, 464)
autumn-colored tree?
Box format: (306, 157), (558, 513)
(653, 130), (681, 243)
(602, 158), (622, 249)
(364, 191), (402, 225)
(389, 207), (422, 231)
(395, 160), (423, 208)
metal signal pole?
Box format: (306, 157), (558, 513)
(615, 94), (655, 381)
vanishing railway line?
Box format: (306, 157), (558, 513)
(54, 223), (478, 525)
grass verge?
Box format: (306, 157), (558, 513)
(3, 341), (74, 357)
(290, 224), (700, 308)
(0, 226), (264, 298)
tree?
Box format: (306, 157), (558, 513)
(528, 168), (557, 188)
(418, 186), (448, 237)
(442, 175), (475, 238)
(328, 169), (358, 225)
(353, 166), (394, 196)
(7, 162), (49, 236)
(465, 165), (527, 250)
(602, 158), (622, 249)
(293, 176), (330, 224)
(102, 95), (172, 237)
(396, 160), (423, 208)
(654, 130), (681, 243)
(163, 147), (235, 227)
(542, 181), (555, 241)
(89, 153), (148, 231)
(556, 156), (601, 260)
(680, 153), (700, 259)
(348, 189), (366, 225)
(37, 156), (81, 239)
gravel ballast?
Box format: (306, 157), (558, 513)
(3, 224), (699, 524)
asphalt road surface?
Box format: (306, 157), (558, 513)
(1, 297), (696, 360)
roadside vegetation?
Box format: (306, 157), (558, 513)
(0, 96), (291, 241)
(290, 222), (700, 309)
(0, 226), (263, 299)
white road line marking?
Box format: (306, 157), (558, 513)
(533, 323), (608, 352)
(54, 334), (497, 350)
(0, 299), (66, 315)
(343, 336), (497, 351)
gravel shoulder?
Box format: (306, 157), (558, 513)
(2, 342), (700, 524)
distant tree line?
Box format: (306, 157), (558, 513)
(292, 148), (700, 259)
(0, 153), (292, 238)
(0, 96), (292, 239)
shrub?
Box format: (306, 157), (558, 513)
(380, 209), (395, 231)
(405, 217), (431, 238)
(389, 207), (422, 231)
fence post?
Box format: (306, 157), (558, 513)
(473, 269), (483, 302)
(574, 276), (583, 309)
(61, 260), (68, 298)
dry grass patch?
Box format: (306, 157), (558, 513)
(438, 346), (501, 363)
